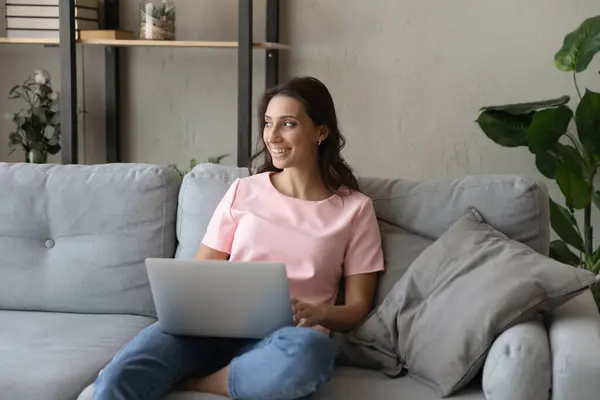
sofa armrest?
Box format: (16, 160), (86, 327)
(482, 317), (551, 400)
(548, 290), (600, 400)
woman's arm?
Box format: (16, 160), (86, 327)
(194, 243), (229, 261)
(293, 272), (379, 332)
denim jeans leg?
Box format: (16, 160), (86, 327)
(228, 326), (338, 400)
(93, 322), (246, 400)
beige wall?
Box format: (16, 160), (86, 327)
(1, 0), (599, 186)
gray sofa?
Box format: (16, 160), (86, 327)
(1, 162), (599, 400)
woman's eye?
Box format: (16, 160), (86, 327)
(265, 121), (273, 127)
(284, 121), (296, 128)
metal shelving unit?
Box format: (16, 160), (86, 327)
(1, 0), (287, 167)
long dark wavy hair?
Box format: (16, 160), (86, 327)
(248, 76), (360, 195)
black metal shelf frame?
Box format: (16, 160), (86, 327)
(58, 0), (281, 167)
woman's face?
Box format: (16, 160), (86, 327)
(263, 95), (326, 171)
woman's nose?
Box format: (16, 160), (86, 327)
(267, 130), (282, 143)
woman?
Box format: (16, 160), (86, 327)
(93, 76), (385, 400)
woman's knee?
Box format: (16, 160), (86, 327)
(273, 327), (337, 362)
(228, 327), (338, 399)
(272, 327), (337, 388)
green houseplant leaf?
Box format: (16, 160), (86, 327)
(555, 15), (600, 72)
(550, 239), (581, 266)
(553, 143), (590, 209)
(556, 163), (590, 210)
(479, 96), (570, 115)
(526, 106), (573, 153)
(535, 152), (558, 179)
(549, 198), (585, 252)
(576, 89), (600, 156)
(475, 111), (531, 147)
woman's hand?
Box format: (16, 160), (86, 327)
(291, 298), (327, 327)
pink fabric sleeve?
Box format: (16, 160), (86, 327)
(344, 198), (385, 276)
(200, 179), (240, 254)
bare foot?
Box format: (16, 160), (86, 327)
(177, 366), (230, 397)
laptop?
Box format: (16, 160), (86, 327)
(145, 258), (295, 339)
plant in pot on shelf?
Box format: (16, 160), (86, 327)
(475, 15), (600, 306)
(4, 69), (61, 163)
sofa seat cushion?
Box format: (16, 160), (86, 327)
(314, 367), (485, 400)
(0, 310), (154, 400)
(79, 367), (485, 400)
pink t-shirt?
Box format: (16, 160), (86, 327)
(201, 172), (385, 325)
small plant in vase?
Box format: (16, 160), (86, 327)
(140, 0), (176, 40)
(4, 69), (61, 163)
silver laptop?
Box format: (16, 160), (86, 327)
(145, 258), (294, 339)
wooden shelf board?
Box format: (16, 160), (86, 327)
(0, 38), (290, 49)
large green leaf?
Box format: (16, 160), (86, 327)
(549, 198), (585, 252)
(475, 111), (531, 147)
(526, 106), (573, 153)
(537, 142), (582, 180)
(556, 164), (590, 209)
(555, 15), (600, 72)
(576, 89), (600, 156)
(535, 151), (559, 179)
(549, 239), (582, 266)
(553, 143), (590, 209)
(479, 96), (570, 115)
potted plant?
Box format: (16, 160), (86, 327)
(4, 69), (61, 163)
(475, 16), (600, 306)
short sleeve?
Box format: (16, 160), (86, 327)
(344, 198), (385, 276)
(200, 179), (240, 254)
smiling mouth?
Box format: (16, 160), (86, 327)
(271, 148), (291, 155)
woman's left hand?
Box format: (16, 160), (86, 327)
(291, 298), (327, 327)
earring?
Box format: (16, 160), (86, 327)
(318, 138), (322, 145)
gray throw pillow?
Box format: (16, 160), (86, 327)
(347, 208), (597, 397)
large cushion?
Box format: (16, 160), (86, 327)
(0, 310), (154, 400)
(0, 163), (181, 317)
(342, 208), (596, 397)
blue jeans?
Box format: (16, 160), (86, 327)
(93, 322), (337, 400)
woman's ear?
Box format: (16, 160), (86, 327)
(318, 126), (329, 144)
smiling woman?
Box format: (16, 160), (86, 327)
(91, 76), (385, 400)
(250, 76), (360, 197)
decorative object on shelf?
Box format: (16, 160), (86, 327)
(4, 69), (61, 163)
(475, 15), (600, 307)
(139, 0), (175, 41)
(169, 154), (229, 178)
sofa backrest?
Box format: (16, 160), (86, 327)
(0, 163), (181, 317)
(178, 164), (550, 306)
